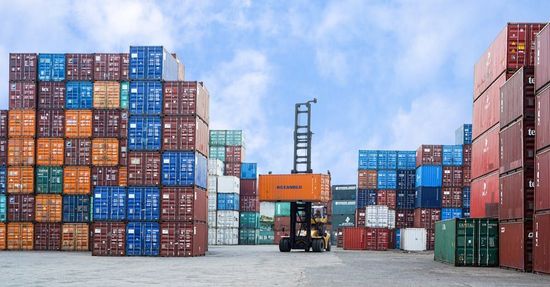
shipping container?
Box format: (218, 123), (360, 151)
(355, 207), (366, 226)
(241, 163), (257, 180)
(240, 179), (257, 196)
(366, 205), (390, 228)
(463, 144), (472, 167)
(208, 159), (224, 177)
(434, 218), (499, 266)
(62, 195), (91, 222)
(442, 166), (463, 187)
(7, 222), (34, 250)
(534, 212), (550, 274)
(0, 111), (7, 138)
(441, 208), (463, 220)
(7, 194), (35, 221)
(35, 194), (62, 222)
(128, 152), (161, 186)
(537, 87), (550, 151)
(397, 151), (416, 170)
(161, 151), (207, 189)
(415, 165), (442, 187)
(333, 200), (357, 215)
(120, 82), (129, 109)
(93, 187), (126, 220)
(38, 82), (65, 109)
(208, 210), (217, 227)
(500, 169), (534, 220)
(162, 115), (208, 156)
(217, 193), (240, 211)
(331, 214), (355, 228)
(36, 166), (63, 194)
(126, 222), (160, 256)
(8, 110), (35, 137)
(473, 73), (506, 139)
(442, 145), (463, 166)
(92, 138), (119, 166)
(356, 189), (377, 208)
(65, 110), (92, 138)
(240, 195), (260, 212)
(61, 223), (89, 251)
(500, 121), (535, 177)
(377, 170), (397, 189)
(376, 190), (396, 209)
(160, 221), (206, 256)
(94, 53), (128, 81)
(38, 53), (65, 81)
(36, 138), (64, 166)
(160, 187), (206, 222)
(240, 212), (260, 229)
(463, 187), (471, 208)
(536, 25), (550, 91)
(216, 227), (239, 245)
(7, 166), (34, 193)
(119, 138), (128, 166)
(224, 162), (241, 177)
(64, 139), (92, 166)
(396, 209), (415, 228)
(92, 222), (126, 256)
(209, 146), (225, 162)
(239, 228), (259, 245)
(225, 146), (245, 163)
(471, 171), (499, 218)
(9, 81), (36, 110)
(0, 223), (4, 250)
(415, 187), (441, 209)
(358, 169), (377, 189)
(396, 189), (415, 210)
(400, 228), (427, 251)
(0, 167), (5, 194)
(65, 81), (93, 109)
(358, 150), (378, 170)
(128, 116), (161, 150)
(456, 124), (473, 145)
(34, 222), (61, 251)
(365, 228), (392, 251)
(9, 53), (37, 81)
(536, 148), (550, 211)
(63, 166), (91, 195)
(127, 187), (160, 221)
(396, 170), (415, 190)
(413, 208), (440, 229)
(91, 167), (120, 186)
(66, 53), (94, 81)
(129, 46), (181, 81)
(37, 110), (65, 138)
(472, 125), (500, 179)
(129, 81), (163, 115)
(342, 227), (367, 250)
(499, 221), (533, 271)
(0, 195), (5, 222)
(93, 110), (128, 138)
(442, 187), (462, 208)
(209, 130), (227, 146)
(501, 67), (535, 129)
(163, 81), (209, 122)
(377, 151), (397, 170)
(93, 81), (120, 109)
(225, 130), (244, 146)
(274, 202), (290, 217)
(416, 145), (443, 167)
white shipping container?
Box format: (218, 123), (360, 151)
(208, 192), (217, 211)
(260, 202), (275, 222)
(208, 159), (224, 176)
(208, 228), (217, 245)
(366, 205), (389, 228)
(217, 176), (240, 194)
(217, 210), (239, 228)
(216, 227), (239, 245)
(208, 176), (218, 192)
(208, 211), (217, 228)
(400, 228), (427, 251)
(388, 209), (396, 229)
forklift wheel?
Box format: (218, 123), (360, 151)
(312, 239), (323, 252)
(279, 238), (291, 252)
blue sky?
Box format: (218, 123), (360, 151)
(1, 0), (549, 184)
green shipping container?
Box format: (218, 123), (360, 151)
(239, 228), (259, 245)
(0, 194), (6, 222)
(332, 200), (356, 214)
(240, 212), (260, 229)
(209, 146), (226, 162)
(120, 82), (129, 109)
(36, 166), (63, 194)
(209, 130), (227, 146)
(434, 218), (499, 267)
(258, 230), (274, 245)
(226, 130), (244, 146)
(275, 202), (291, 217)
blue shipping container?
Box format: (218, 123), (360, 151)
(0, 166), (6, 193)
(129, 46), (180, 81)
(162, 151), (207, 188)
(128, 116), (162, 150)
(65, 81), (93, 109)
(127, 187), (160, 221)
(63, 195), (91, 223)
(377, 170), (397, 189)
(93, 187), (126, 220)
(396, 169), (415, 190)
(463, 208), (471, 218)
(396, 189), (416, 210)
(395, 229), (401, 249)
(358, 150), (378, 170)
(462, 187), (471, 208)
(441, 208), (463, 220)
(217, 193), (240, 210)
(0, 194), (5, 222)
(415, 187), (441, 208)
(415, 165), (442, 187)
(356, 189), (377, 208)
(38, 53), (65, 81)
(397, 151), (416, 170)
(240, 163), (257, 179)
(129, 81), (163, 115)
(126, 222), (160, 256)
(377, 151), (397, 170)
(442, 145), (463, 166)
(455, 124), (472, 145)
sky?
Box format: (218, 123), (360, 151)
(1, 0), (549, 184)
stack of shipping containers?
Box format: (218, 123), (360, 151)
(395, 151), (417, 247)
(239, 162), (259, 245)
(455, 124), (473, 218)
(207, 159), (223, 245)
(273, 202), (290, 244)
(440, 144), (464, 220)
(330, 185), (356, 245)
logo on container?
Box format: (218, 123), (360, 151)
(276, 185), (302, 190)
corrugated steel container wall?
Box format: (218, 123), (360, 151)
(441, 208), (463, 220)
(9, 82), (36, 110)
(65, 81), (93, 109)
(92, 138), (119, 166)
(64, 139), (92, 166)
(127, 187), (160, 221)
(92, 222), (126, 256)
(397, 151), (416, 170)
(332, 200), (357, 214)
(128, 116), (161, 150)
(119, 138), (128, 166)
(91, 166), (120, 186)
(471, 125), (500, 179)
(7, 222), (34, 250)
(500, 119), (536, 174)
(225, 130), (244, 146)
(415, 187), (441, 208)
(240, 195), (260, 212)
(534, 212), (550, 274)
(92, 187), (127, 220)
(442, 145), (463, 166)
(500, 169), (534, 220)
(209, 130), (226, 146)
(9, 53), (37, 81)
(209, 146), (225, 162)
(396, 209), (415, 228)
(93, 81), (120, 109)
(356, 189), (377, 208)
(0, 111), (8, 138)
(473, 73), (506, 139)
(463, 144), (472, 167)
(161, 151), (207, 189)
(34, 223), (62, 251)
(416, 145), (443, 167)
(240, 212), (260, 229)
(61, 223), (89, 251)
(7, 167), (34, 193)
(217, 210), (239, 228)
(160, 187), (207, 222)
(216, 227), (238, 245)
(358, 150), (378, 169)
(225, 146), (245, 163)
(65, 53), (94, 81)
(8, 110), (35, 137)
(355, 207), (366, 227)
(63, 166), (91, 195)
(208, 159), (224, 176)
(442, 166), (464, 187)
(38, 82), (65, 109)
(377, 170), (397, 189)
(159, 222), (206, 257)
(500, 221), (533, 271)
(162, 115), (208, 156)
(126, 222), (160, 256)
(38, 53), (65, 81)
(62, 195), (91, 222)
(120, 82), (129, 109)
(463, 187), (471, 208)
(129, 46), (181, 81)
(35, 194), (62, 222)
(413, 208), (440, 229)
(456, 124), (473, 145)
(128, 152), (161, 186)
(241, 163), (257, 180)
(471, 171), (499, 218)
(474, 23), (544, 99)
(536, 87), (550, 151)
(94, 53), (127, 81)
(375, 190), (396, 209)
(0, 194), (6, 222)
(500, 67), (535, 128)
(396, 189), (415, 210)
(396, 170), (415, 190)
(365, 205), (390, 228)
(0, 167), (5, 194)
(65, 110), (92, 138)
(36, 138), (64, 166)
(217, 193), (240, 211)
(240, 179), (257, 196)
(536, 24), (550, 91)
(7, 194), (35, 222)
(93, 110), (128, 138)
(259, 174), (331, 203)
(0, 139), (6, 166)
(129, 81), (163, 115)
(536, 148), (550, 212)
(163, 81), (210, 123)
(442, 187), (463, 208)
(358, 169), (377, 189)
(342, 227), (367, 250)
(0, 223), (4, 250)
(37, 110), (65, 138)
(331, 214), (355, 228)
(239, 228), (259, 245)
(415, 165), (442, 187)
(377, 151), (397, 170)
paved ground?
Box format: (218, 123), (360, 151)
(1, 246), (549, 286)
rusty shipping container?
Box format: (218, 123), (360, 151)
(396, 209), (415, 228)
(160, 187), (207, 222)
(64, 139), (92, 166)
(160, 222), (206, 257)
(536, 25), (550, 91)
(376, 190), (396, 209)
(413, 208), (441, 229)
(128, 152), (161, 186)
(500, 119), (535, 175)
(162, 115), (208, 156)
(38, 82), (65, 109)
(500, 169), (534, 220)
(7, 194), (35, 221)
(36, 138), (64, 166)
(34, 223), (61, 251)
(471, 171), (500, 218)
(7, 166), (34, 193)
(63, 166), (91, 195)
(62, 223), (89, 251)
(7, 222), (34, 250)
(442, 166), (464, 187)
(92, 222), (126, 256)
(35, 195), (62, 223)
(534, 212), (550, 274)
(499, 220), (533, 272)
(240, 179), (257, 196)
(537, 87), (550, 152)
(240, 195), (260, 212)
(355, 207), (366, 227)
(473, 73), (506, 140)
(93, 110), (128, 138)
(66, 53), (94, 80)
(92, 167), (120, 186)
(259, 174), (331, 202)
(37, 110), (65, 138)
(9, 53), (37, 81)
(536, 148), (550, 212)
(224, 162), (241, 178)
(416, 145), (442, 167)
(8, 138), (35, 166)
(500, 67), (535, 128)
(358, 169), (377, 189)
(8, 110), (35, 137)
(442, 187), (463, 208)
(163, 81), (210, 123)
(9, 81), (36, 110)
(94, 53), (129, 81)
(65, 110), (92, 138)
(92, 138), (119, 166)
(471, 125), (500, 179)
(225, 146), (245, 163)
(93, 81), (120, 109)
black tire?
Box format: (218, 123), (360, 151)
(326, 239), (331, 252)
(279, 238), (291, 252)
(312, 239), (323, 252)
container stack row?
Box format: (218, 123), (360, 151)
(239, 163), (260, 245)
(330, 185), (356, 245)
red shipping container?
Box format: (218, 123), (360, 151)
(0, 110), (7, 138)
(536, 87), (550, 152)
(536, 148), (550, 212)
(9, 82), (36, 110)
(472, 73), (506, 140)
(240, 195), (260, 212)
(66, 53), (94, 80)
(426, 228), (435, 250)
(396, 209), (415, 229)
(536, 25), (550, 91)
(225, 146), (245, 163)
(160, 187), (207, 222)
(37, 110), (65, 138)
(34, 223), (62, 251)
(463, 166), (471, 186)
(160, 221), (206, 257)
(534, 212), (550, 274)
(413, 208), (440, 229)
(274, 216), (290, 231)
(416, 145), (442, 167)
(442, 166), (464, 187)
(163, 81), (210, 123)
(499, 221), (533, 272)
(224, 162), (241, 177)
(471, 171), (500, 218)
(474, 23), (544, 99)
(162, 115), (208, 157)
(7, 194), (35, 222)
(94, 53), (128, 81)
(366, 228), (391, 251)
(472, 125), (500, 179)
(500, 67), (535, 129)
(500, 119), (535, 175)
(355, 207), (366, 227)
(0, 139), (7, 166)
(342, 227), (367, 250)
(128, 152), (161, 186)
(9, 53), (37, 81)
(463, 144), (472, 166)
(119, 138), (128, 166)
(64, 139), (92, 166)
(442, 187), (463, 208)
(240, 179), (257, 196)
(376, 190), (396, 209)
(92, 222), (126, 256)
(500, 169), (534, 220)
(358, 170), (377, 189)
(91, 167), (119, 186)
(38, 82), (65, 109)
(92, 110), (128, 138)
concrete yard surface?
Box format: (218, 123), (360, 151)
(1, 245), (549, 286)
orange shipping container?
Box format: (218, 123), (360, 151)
(65, 110), (92, 138)
(93, 81), (120, 109)
(8, 138), (34, 166)
(119, 166), (127, 187)
(7, 166), (34, 194)
(8, 110), (35, 137)
(35, 195), (62, 223)
(64, 166), (91, 195)
(259, 174), (331, 202)
(0, 223), (5, 250)
(7, 222), (34, 250)
(36, 138), (64, 166)
(92, 138), (119, 166)
(62, 223), (89, 251)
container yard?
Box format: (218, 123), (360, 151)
(2, 1), (550, 286)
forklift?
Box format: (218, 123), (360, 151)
(278, 98), (331, 253)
